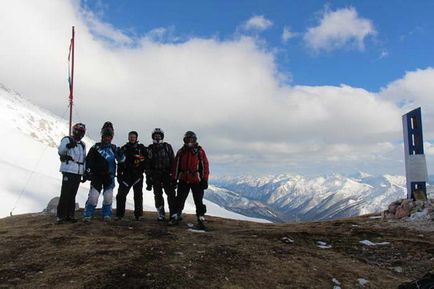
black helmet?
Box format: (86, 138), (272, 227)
(102, 121), (113, 129)
(101, 126), (114, 137)
(183, 131), (197, 144)
(152, 128), (164, 140)
(72, 123), (86, 139)
(101, 121), (114, 137)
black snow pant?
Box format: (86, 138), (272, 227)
(57, 172), (81, 220)
(176, 181), (207, 217)
(152, 172), (176, 216)
(116, 176), (143, 218)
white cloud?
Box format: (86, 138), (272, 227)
(378, 50), (389, 60)
(304, 7), (376, 52)
(379, 67), (434, 139)
(81, 8), (134, 46)
(241, 15), (273, 31)
(281, 26), (297, 43)
(0, 1), (432, 176)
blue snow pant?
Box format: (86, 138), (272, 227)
(84, 174), (115, 218)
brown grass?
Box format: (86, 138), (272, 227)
(0, 210), (433, 289)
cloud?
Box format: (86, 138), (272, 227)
(304, 7), (376, 52)
(0, 1), (431, 176)
(81, 7), (134, 46)
(241, 15), (273, 31)
(379, 67), (434, 139)
(378, 50), (388, 60)
(281, 26), (297, 43)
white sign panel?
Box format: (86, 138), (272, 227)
(406, 154), (428, 182)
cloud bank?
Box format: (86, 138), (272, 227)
(0, 1), (432, 176)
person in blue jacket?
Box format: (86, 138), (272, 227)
(83, 122), (125, 221)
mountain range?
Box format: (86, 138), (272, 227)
(1, 82), (431, 223)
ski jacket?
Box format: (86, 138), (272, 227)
(58, 136), (86, 175)
(118, 142), (148, 179)
(172, 144), (209, 184)
(148, 142), (174, 174)
(86, 142), (125, 177)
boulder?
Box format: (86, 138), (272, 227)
(45, 197), (79, 215)
(388, 203), (398, 214)
(46, 197), (59, 215)
(395, 200), (411, 219)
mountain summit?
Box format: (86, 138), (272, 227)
(1, 210), (433, 288)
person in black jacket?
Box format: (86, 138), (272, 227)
(116, 131), (148, 221)
(83, 122), (125, 221)
(146, 128), (176, 221)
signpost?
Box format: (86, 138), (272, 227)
(402, 107), (428, 200)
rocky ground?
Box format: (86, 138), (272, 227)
(0, 210), (433, 289)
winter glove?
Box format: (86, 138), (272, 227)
(200, 179), (208, 190)
(66, 139), (77, 149)
(171, 180), (178, 190)
(82, 170), (91, 183)
(117, 163), (126, 180)
(146, 184), (152, 191)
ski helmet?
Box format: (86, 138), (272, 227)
(72, 123), (86, 139)
(152, 128), (164, 143)
(101, 121), (114, 137)
(101, 126), (114, 137)
(102, 121), (113, 129)
(183, 131), (197, 144)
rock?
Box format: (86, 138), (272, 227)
(281, 236), (294, 244)
(393, 266), (403, 273)
(45, 197), (79, 215)
(382, 211), (395, 219)
(388, 203), (398, 214)
(357, 278), (369, 287)
(45, 197), (59, 215)
(395, 201), (411, 219)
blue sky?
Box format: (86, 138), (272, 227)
(1, 0), (434, 176)
(82, 0), (434, 91)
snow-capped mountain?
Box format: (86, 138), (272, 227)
(0, 83), (267, 222)
(2, 82), (431, 224)
(209, 173), (433, 222)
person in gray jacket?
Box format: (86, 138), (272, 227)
(57, 123), (86, 224)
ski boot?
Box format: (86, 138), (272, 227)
(157, 206), (166, 222)
(196, 216), (206, 230)
(168, 213), (179, 226)
(55, 218), (65, 225)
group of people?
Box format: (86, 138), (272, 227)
(56, 121), (210, 230)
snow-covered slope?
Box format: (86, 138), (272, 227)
(210, 173), (433, 222)
(0, 83), (267, 223)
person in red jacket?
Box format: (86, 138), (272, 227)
(171, 131), (209, 229)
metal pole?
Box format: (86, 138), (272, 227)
(69, 26), (75, 136)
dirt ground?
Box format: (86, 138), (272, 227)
(0, 210), (433, 289)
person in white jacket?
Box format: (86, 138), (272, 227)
(57, 123), (86, 224)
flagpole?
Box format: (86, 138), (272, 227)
(69, 26), (75, 136)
